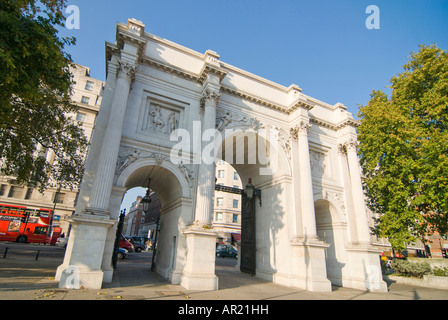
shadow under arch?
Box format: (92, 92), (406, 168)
(116, 158), (191, 203)
(114, 157), (194, 284)
(314, 196), (348, 288)
(215, 127), (292, 186)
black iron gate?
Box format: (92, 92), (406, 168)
(215, 182), (260, 276)
(240, 191), (256, 275)
(112, 209), (125, 268)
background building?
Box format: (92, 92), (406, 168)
(124, 191), (161, 241)
(0, 63), (104, 235)
(214, 160), (242, 245)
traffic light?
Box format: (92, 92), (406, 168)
(20, 212), (29, 223)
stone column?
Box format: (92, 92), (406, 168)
(180, 87), (220, 291)
(87, 60), (136, 215)
(193, 88), (220, 226)
(345, 138), (371, 244)
(289, 121), (331, 292)
(291, 120), (318, 239)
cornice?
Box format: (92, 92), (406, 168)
(142, 56), (200, 83)
(309, 117), (360, 131)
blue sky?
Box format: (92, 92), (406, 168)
(59, 0), (448, 211)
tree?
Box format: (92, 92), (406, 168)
(0, 0), (88, 192)
(357, 44), (448, 251)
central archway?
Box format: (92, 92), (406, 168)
(214, 126), (294, 283)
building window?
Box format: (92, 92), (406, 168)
(8, 186), (24, 199)
(0, 184), (7, 196)
(233, 172), (239, 180)
(233, 214), (238, 223)
(216, 212), (223, 221)
(233, 199), (239, 208)
(217, 197), (224, 207)
(85, 81), (94, 91)
(54, 192), (65, 204)
(81, 96), (90, 104)
(76, 112), (86, 122)
(218, 170), (225, 179)
(25, 188), (33, 200)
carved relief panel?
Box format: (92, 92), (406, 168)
(140, 101), (180, 135)
(310, 150), (330, 179)
(135, 91), (188, 149)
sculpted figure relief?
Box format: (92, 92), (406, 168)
(149, 105), (165, 133)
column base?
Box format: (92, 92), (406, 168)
(180, 227), (218, 291)
(290, 237), (332, 292)
(181, 272), (219, 291)
(346, 242), (388, 292)
(55, 213), (115, 290)
(57, 267), (104, 290)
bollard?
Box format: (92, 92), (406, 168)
(35, 250), (40, 261)
(3, 247), (8, 259)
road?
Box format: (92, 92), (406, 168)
(0, 242), (66, 260)
(0, 241), (237, 269)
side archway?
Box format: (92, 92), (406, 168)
(314, 196), (349, 287)
(114, 157), (194, 284)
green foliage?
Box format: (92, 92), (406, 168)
(432, 266), (448, 277)
(391, 259), (431, 279)
(0, 0), (87, 191)
(357, 44), (448, 250)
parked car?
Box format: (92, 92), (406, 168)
(133, 242), (145, 252)
(125, 236), (145, 252)
(117, 248), (128, 260)
(216, 244), (238, 258)
(56, 237), (69, 248)
(120, 235), (134, 252)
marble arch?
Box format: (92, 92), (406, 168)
(56, 18), (387, 292)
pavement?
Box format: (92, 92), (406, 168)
(1, 246), (448, 304)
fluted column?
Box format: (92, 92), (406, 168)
(345, 138), (371, 243)
(291, 121), (318, 239)
(87, 60), (136, 215)
(194, 88), (220, 226)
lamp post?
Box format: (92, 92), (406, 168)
(140, 179), (160, 271)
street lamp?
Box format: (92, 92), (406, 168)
(140, 179), (152, 213)
(244, 178), (262, 206)
(244, 178), (255, 199)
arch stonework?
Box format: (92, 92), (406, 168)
(55, 18), (387, 292)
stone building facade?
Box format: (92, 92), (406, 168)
(0, 64), (104, 235)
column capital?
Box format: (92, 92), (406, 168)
(117, 59), (137, 83)
(290, 120), (311, 140)
(200, 87), (221, 109)
(345, 137), (359, 152)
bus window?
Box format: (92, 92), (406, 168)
(34, 227), (48, 235)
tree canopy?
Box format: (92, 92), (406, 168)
(357, 44), (448, 250)
(0, 0), (87, 191)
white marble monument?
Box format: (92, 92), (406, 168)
(56, 18), (387, 293)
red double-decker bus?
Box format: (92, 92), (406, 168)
(0, 204), (61, 244)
